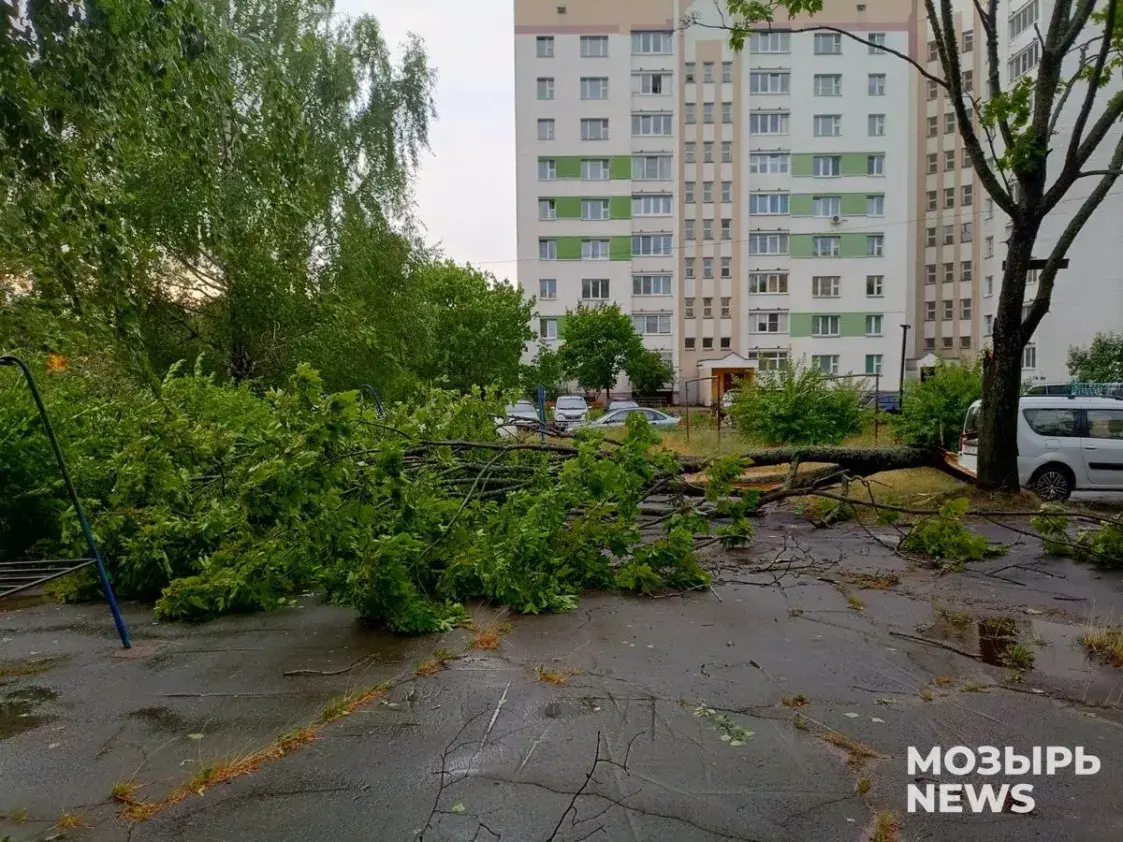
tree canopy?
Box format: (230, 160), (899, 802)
(1068, 332), (1123, 382)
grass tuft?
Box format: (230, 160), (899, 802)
(781, 693), (809, 708)
(536, 665), (577, 686)
(870, 810), (901, 842)
(1081, 623), (1123, 667)
(821, 731), (877, 767)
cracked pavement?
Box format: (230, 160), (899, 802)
(4, 512), (1123, 840)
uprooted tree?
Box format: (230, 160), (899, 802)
(707, 0), (1123, 492)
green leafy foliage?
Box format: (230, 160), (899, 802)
(901, 498), (1006, 570)
(520, 343), (566, 402)
(893, 361), (982, 451)
(1032, 507), (1123, 568)
(727, 361), (867, 446)
(558, 304), (644, 399)
(626, 348), (675, 394)
(1067, 332), (1123, 382)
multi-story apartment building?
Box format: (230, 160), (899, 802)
(515, 0), (917, 403)
(914, 0), (1123, 383)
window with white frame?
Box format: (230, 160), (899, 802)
(868, 32), (886, 53)
(812, 353), (840, 374)
(961, 259), (973, 282)
(631, 31), (672, 54)
(703, 141), (714, 162)
(865, 354), (883, 374)
(866, 314), (883, 335)
(925, 301), (936, 321)
(684, 102), (696, 125)
(581, 159), (608, 180)
(537, 119), (555, 140)
(749, 233), (789, 255)
(961, 221), (973, 242)
(749, 31), (790, 52)
(750, 312), (788, 333)
(962, 183), (973, 206)
(749, 153), (790, 173)
(632, 155), (672, 180)
(813, 236), (840, 257)
(749, 272), (788, 293)
(867, 235), (884, 256)
(1023, 344), (1037, 369)
(631, 113), (672, 136)
(580, 77), (609, 100)
(632, 234), (672, 256)
(868, 154), (885, 175)
(581, 199), (609, 220)
(960, 298), (972, 319)
(813, 114), (841, 136)
(536, 36), (554, 58)
(866, 194), (884, 216)
(537, 78), (554, 100)
(721, 256), (731, 278)
(722, 61), (733, 83)
(749, 112), (789, 134)
(685, 258), (695, 279)
(812, 275), (840, 297)
(814, 33), (842, 54)
(720, 297), (731, 317)
(702, 297), (713, 317)
(1009, 0), (1039, 39)
(581, 239), (609, 259)
(539, 199), (556, 220)
(702, 102), (713, 124)
(943, 224), (954, 245)
(866, 275), (884, 297)
(702, 219), (713, 240)
(703, 62), (714, 83)
(580, 35), (608, 57)
(749, 193), (790, 215)
(633, 314), (672, 334)
(721, 141), (733, 163)
(539, 239), (557, 260)
(927, 116), (938, 137)
(813, 74), (842, 96)
(721, 181), (732, 202)
(812, 195), (841, 217)
(685, 181), (695, 203)
(721, 219), (731, 240)
(703, 257), (713, 278)
(1027, 268), (1038, 284)
(926, 264), (937, 284)
(684, 219), (695, 240)
(942, 299), (954, 320)
(868, 114), (886, 136)
(580, 118), (609, 140)
(985, 275), (994, 296)
(632, 195), (672, 216)
(539, 279), (556, 299)
(1009, 41), (1040, 78)
(633, 274), (671, 296)
(943, 262), (955, 283)
(985, 314), (993, 334)
(684, 142), (696, 163)
(581, 278), (609, 299)
(750, 71), (790, 93)
(721, 102), (732, 124)
(633, 72), (670, 95)
(538, 159), (556, 181)
(813, 155), (841, 176)
(868, 73), (885, 95)
(540, 318), (558, 339)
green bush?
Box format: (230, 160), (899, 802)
(1032, 508), (1123, 568)
(893, 360), (982, 451)
(901, 498), (1006, 570)
(727, 361), (867, 446)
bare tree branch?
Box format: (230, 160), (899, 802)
(978, 0), (1018, 153)
(1057, 0), (1100, 56)
(1065, 0), (1119, 170)
(1049, 39), (1098, 137)
(1044, 90), (1123, 212)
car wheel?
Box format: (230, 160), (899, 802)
(1031, 465), (1074, 502)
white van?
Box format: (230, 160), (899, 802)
(959, 396), (1123, 500)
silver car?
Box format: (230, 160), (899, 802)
(583, 407), (680, 430)
(553, 395), (589, 429)
(497, 400), (541, 438)
(606, 399), (640, 412)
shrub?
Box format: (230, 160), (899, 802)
(727, 361), (866, 446)
(893, 360), (982, 451)
(901, 498), (1006, 570)
(1032, 508), (1123, 568)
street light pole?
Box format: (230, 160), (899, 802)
(898, 323), (911, 400)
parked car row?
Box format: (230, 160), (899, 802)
(497, 395), (680, 435)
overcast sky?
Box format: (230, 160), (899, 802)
(335, 0), (517, 279)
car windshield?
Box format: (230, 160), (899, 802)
(507, 403), (536, 414)
(557, 397), (585, 409)
(963, 403), (980, 437)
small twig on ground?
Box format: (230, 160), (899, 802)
(888, 631), (981, 660)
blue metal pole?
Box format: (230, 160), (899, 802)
(536, 384), (546, 443)
(0, 355), (131, 648)
(359, 383), (384, 415)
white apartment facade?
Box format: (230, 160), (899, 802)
(515, 0), (919, 403)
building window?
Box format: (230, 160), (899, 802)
(866, 354), (883, 374)
(720, 297), (731, 318)
(580, 118), (609, 140)
(962, 183), (973, 206)
(868, 32), (886, 53)
(721, 141), (733, 163)
(750, 312), (788, 333)
(868, 73), (886, 95)
(749, 193), (790, 215)
(631, 31), (672, 54)
(813, 74), (842, 96)
(927, 227), (937, 247)
(632, 155), (672, 180)
(720, 337), (732, 349)
(582, 239), (609, 259)
(633, 274), (671, 295)
(703, 62), (714, 83)
(581, 159), (608, 180)
(540, 317), (558, 339)
(926, 190), (937, 211)
(961, 336), (972, 349)
(927, 116), (938, 138)
(703, 297), (713, 318)
(721, 218), (732, 240)
(961, 221), (973, 243)
(685, 259), (695, 280)
(582, 278), (609, 299)
(812, 195), (841, 217)
(580, 35), (609, 57)
(963, 148), (972, 169)
(866, 194), (885, 217)
(632, 234), (672, 256)
(1023, 344), (1037, 369)
(539, 279), (556, 299)
(702, 219), (713, 240)
(942, 336), (954, 349)
(945, 112), (955, 133)
(943, 225), (955, 246)
(945, 149), (956, 171)
(703, 257), (713, 278)
(703, 142), (714, 163)
(868, 154), (885, 175)
(633, 314), (672, 334)
(1010, 1), (1039, 40)
(944, 186), (955, 208)
(812, 275), (840, 297)
(685, 103), (695, 125)
(750, 71), (790, 93)
(927, 79), (938, 100)
(536, 36), (554, 58)
(866, 275), (883, 297)
(539, 239), (557, 260)
(722, 61), (733, 83)
(942, 299), (954, 320)
(721, 257), (731, 279)
(867, 235), (884, 256)
(703, 181), (713, 203)
(749, 272), (788, 293)
(813, 155), (841, 177)
(962, 29), (974, 52)
(868, 114), (886, 136)
(703, 102), (714, 124)
(814, 33), (842, 54)
(749, 31), (791, 53)
(985, 314), (993, 334)
(943, 262), (955, 283)
(812, 316), (840, 337)
(926, 264), (937, 284)
(539, 199), (556, 220)
(631, 113), (672, 136)
(537, 77), (554, 100)
(721, 181), (732, 202)
(684, 219), (695, 240)
(537, 119), (555, 141)
(962, 259), (973, 282)
(632, 194), (672, 216)
(748, 233), (789, 255)
(925, 301), (936, 321)
(960, 298), (972, 319)
(581, 77), (609, 99)
(962, 69), (974, 90)
(702, 337), (714, 349)
(813, 114), (842, 137)
(538, 159), (556, 181)
(633, 72), (669, 95)
(984, 236), (994, 258)
(927, 40), (938, 62)
(866, 314), (883, 336)
(925, 337), (936, 351)
(685, 337), (695, 349)
(749, 112), (789, 135)
(926, 153), (937, 175)
(812, 354), (840, 374)
(813, 236), (841, 257)
(721, 102), (733, 124)
(685, 62), (695, 83)
(749, 153), (789, 173)
(685, 181), (695, 203)
(1027, 268), (1039, 284)
(581, 198), (609, 220)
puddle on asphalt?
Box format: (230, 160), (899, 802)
(0, 593), (51, 612)
(128, 705), (190, 733)
(0, 685), (58, 740)
(977, 618), (1019, 667)
(927, 609), (1023, 666)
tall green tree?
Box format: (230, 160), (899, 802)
(711, 0), (1123, 491)
(1068, 332), (1123, 381)
(559, 304), (644, 400)
(626, 348), (675, 394)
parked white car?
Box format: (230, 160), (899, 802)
(496, 400), (541, 439)
(553, 395), (589, 429)
(579, 407), (680, 430)
(959, 396), (1123, 500)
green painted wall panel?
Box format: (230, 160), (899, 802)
(790, 235), (814, 258)
(554, 157), (581, 179)
(842, 233), (871, 257)
(541, 156), (632, 180)
(790, 154), (813, 177)
(839, 313), (866, 337)
(789, 313), (813, 337)
(789, 194), (813, 216)
(609, 196), (631, 219)
(792, 233), (878, 257)
(609, 236), (632, 261)
(555, 197), (581, 219)
(791, 153), (878, 177)
(841, 153), (868, 176)
(840, 194), (867, 216)
(610, 156), (632, 179)
(556, 237), (581, 260)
